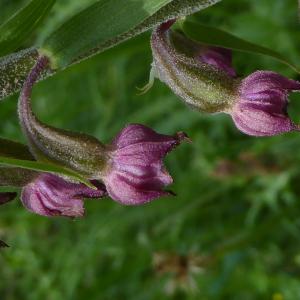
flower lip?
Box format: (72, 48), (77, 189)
(231, 71), (300, 136)
(102, 124), (189, 205)
(21, 173), (106, 217)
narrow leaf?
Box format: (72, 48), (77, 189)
(0, 137), (35, 160)
(0, 157), (95, 189)
(0, 137), (37, 187)
(42, 0), (174, 67)
(182, 20), (300, 74)
(0, 0), (56, 57)
(0, 0), (221, 100)
(42, 0), (221, 68)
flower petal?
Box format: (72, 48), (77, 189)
(199, 47), (236, 77)
(232, 102), (295, 136)
(104, 171), (172, 205)
(104, 124), (188, 205)
(21, 174), (106, 217)
(231, 71), (300, 136)
(240, 71), (300, 96)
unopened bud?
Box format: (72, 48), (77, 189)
(151, 20), (238, 113)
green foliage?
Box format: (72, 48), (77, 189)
(0, 0), (300, 300)
(182, 19), (300, 74)
(0, 138), (95, 189)
(42, 0), (221, 68)
(0, 0), (221, 100)
(0, 0), (56, 57)
(0, 156), (95, 189)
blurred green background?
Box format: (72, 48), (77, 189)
(1, 0), (300, 299)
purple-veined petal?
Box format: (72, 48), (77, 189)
(231, 71), (300, 136)
(103, 124), (188, 205)
(21, 173), (106, 217)
(199, 47), (236, 77)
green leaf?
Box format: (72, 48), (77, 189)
(41, 0), (172, 67)
(0, 0), (56, 57)
(181, 19), (300, 74)
(0, 138), (95, 189)
(42, 0), (221, 68)
(0, 137), (34, 160)
(0, 0), (220, 100)
(0, 156), (96, 189)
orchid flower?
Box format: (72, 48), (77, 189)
(0, 139), (106, 217)
(150, 20), (300, 136)
(14, 55), (188, 214)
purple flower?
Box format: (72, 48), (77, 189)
(151, 21), (300, 137)
(157, 20), (236, 78)
(1, 121), (188, 218)
(231, 71), (300, 136)
(15, 124), (188, 215)
(102, 124), (188, 205)
(199, 47), (236, 77)
(21, 173), (106, 217)
(151, 21), (238, 113)
(16, 55), (189, 210)
(0, 151), (107, 218)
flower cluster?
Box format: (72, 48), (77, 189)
(0, 55), (188, 218)
(1, 19), (300, 221)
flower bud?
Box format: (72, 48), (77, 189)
(0, 138), (107, 217)
(151, 21), (238, 113)
(0, 164), (106, 217)
(21, 173), (106, 217)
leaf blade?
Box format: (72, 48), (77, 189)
(0, 137), (95, 189)
(0, 156), (96, 189)
(0, 0), (221, 100)
(182, 20), (300, 74)
(0, 0), (56, 57)
(42, 0), (221, 67)
(0, 137), (35, 160)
